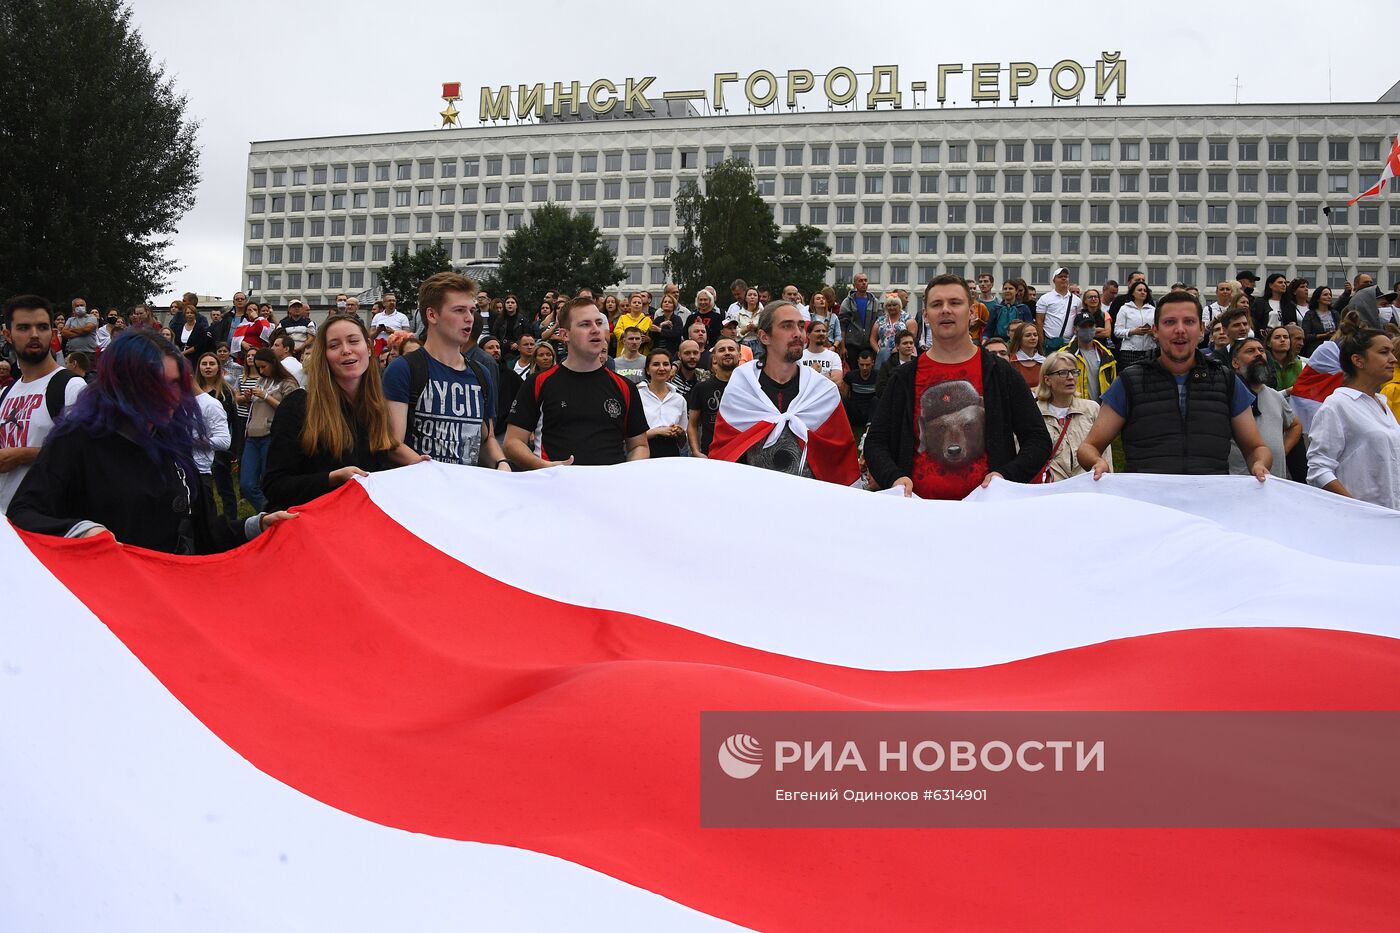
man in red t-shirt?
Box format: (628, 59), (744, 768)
(864, 274), (1051, 498)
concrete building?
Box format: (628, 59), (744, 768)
(243, 99), (1400, 306)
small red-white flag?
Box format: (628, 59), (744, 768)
(1349, 134), (1400, 204)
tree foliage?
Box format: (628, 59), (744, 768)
(0, 0), (200, 306)
(494, 203), (625, 310)
(665, 158), (831, 302)
(377, 241), (453, 313)
(775, 225), (834, 300)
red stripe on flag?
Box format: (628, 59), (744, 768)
(19, 483), (1400, 931)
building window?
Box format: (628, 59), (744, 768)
(417, 189), (433, 206)
(1004, 204), (1023, 223)
(946, 234), (966, 253)
(1119, 172), (1140, 193)
(654, 151), (671, 170)
(810, 206), (828, 224)
(1178, 234), (1197, 255)
(604, 152), (622, 172)
(1032, 204), (1052, 223)
(1090, 174), (1110, 193)
(812, 177), (830, 195)
(603, 180), (621, 200)
(868, 144), (888, 165)
(1118, 234), (1139, 254)
(838, 144), (858, 165)
(865, 175), (885, 194)
(1004, 142), (1024, 162)
(947, 143), (967, 162)
(918, 204), (938, 224)
(756, 147), (777, 167)
(863, 204), (883, 224)
(1120, 141), (1140, 161)
(978, 142), (998, 162)
(947, 174), (967, 193)
(1328, 139), (1351, 161)
(251, 195), (265, 214)
(395, 190), (411, 207)
(1062, 142), (1082, 161)
(836, 205), (855, 224)
(892, 144), (912, 164)
(919, 174), (939, 193)
(862, 233), (882, 254)
(811, 146), (831, 165)
(1328, 173), (1351, 193)
(837, 174), (856, 195)
(1032, 234), (1051, 255)
(1120, 203), (1140, 223)
(782, 205), (801, 225)
(785, 146), (804, 166)
(836, 234), (855, 254)
(628, 179), (645, 199)
(975, 203), (995, 224)
(920, 143), (940, 162)
(1149, 204), (1169, 224)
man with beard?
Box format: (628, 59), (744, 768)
(0, 296), (86, 511)
(865, 275), (1049, 498)
(1078, 291), (1271, 479)
(1228, 336), (1301, 479)
(669, 339), (708, 399)
(709, 301), (859, 484)
(688, 337), (739, 457)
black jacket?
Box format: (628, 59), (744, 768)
(7, 428), (245, 554)
(262, 390), (399, 511)
(1299, 309), (1336, 358)
(172, 319), (215, 358)
(865, 348), (1052, 490)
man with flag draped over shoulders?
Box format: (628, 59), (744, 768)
(708, 300), (860, 485)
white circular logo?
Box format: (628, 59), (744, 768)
(718, 733), (763, 779)
(603, 398), (623, 419)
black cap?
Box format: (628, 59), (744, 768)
(1074, 310), (1095, 327)
(1236, 270), (1258, 282)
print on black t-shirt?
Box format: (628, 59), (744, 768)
(743, 370), (811, 477)
(687, 378), (728, 455)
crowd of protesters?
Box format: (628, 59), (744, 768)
(3, 264), (1400, 554)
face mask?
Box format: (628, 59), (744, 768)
(1077, 327), (1095, 342)
(74, 306), (85, 314)
(337, 300), (347, 309)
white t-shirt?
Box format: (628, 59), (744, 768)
(1035, 290), (1082, 342)
(0, 369), (87, 511)
(800, 347), (843, 377)
(371, 311), (411, 336)
(279, 355), (306, 387)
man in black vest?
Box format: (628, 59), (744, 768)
(1077, 291), (1272, 481)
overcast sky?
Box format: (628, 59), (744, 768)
(126, 0), (1389, 303)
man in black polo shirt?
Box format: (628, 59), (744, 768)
(505, 297), (649, 468)
(1077, 290), (1272, 480)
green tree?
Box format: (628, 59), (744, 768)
(0, 0), (200, 306)
(662, 179), (704, 299)
(664, 158), (781, 300)
(377, 240), (453, 313)
(495, 203), (625, 310)
(774, 225), (833, 300)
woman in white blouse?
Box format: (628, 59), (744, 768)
(1308, 324), (1400, 511)
(1113, 281), (1157, 369)
(638, 348), (689, 458)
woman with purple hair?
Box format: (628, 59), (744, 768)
(7, 330), (295, 553)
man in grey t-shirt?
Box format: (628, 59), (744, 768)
(1228, 336), (1301, 479)
(62, 298), (99, 354)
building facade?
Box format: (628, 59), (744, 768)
(243, 101), (1399, 305)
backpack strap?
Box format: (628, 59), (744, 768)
(45, 368), (78, 419)
(405, 348), (431, 441)
(462, 356), (494, 425)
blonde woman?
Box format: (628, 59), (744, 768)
(1034, 351), (1103, 482)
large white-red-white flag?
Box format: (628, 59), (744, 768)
(3, 461), (1400, 931)
(708, 360), (860, 485)
(1349, 134), (1400, 204)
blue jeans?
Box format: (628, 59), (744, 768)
(240, 434), (271, 510)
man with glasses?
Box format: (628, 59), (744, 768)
(0, 296), (85, 512)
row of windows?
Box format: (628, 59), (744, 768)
(245, 200), (1396, 243)
(249, 136), (1391, 188)
(245, 261), (1392, 296)
(246, 166), (1390, 216)
(248, 227), (1400, 276)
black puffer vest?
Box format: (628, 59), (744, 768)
(1119, 353), (1236, 474)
